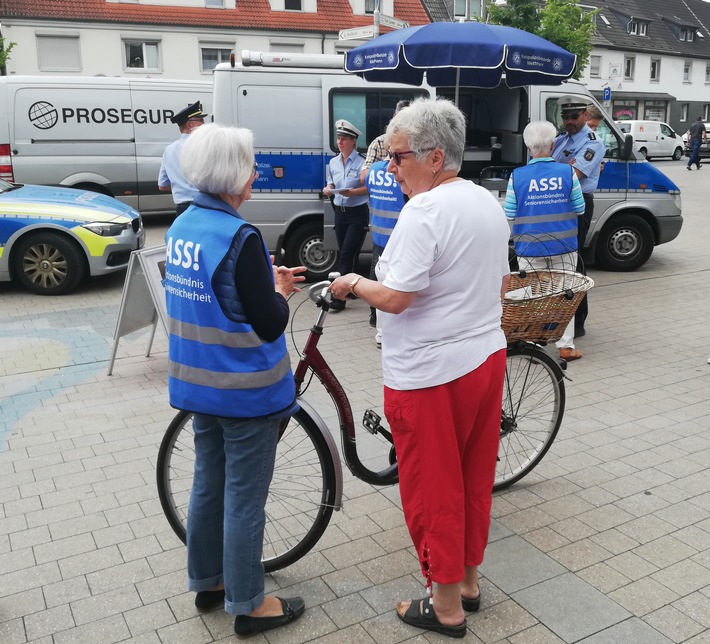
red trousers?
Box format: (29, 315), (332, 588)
(384, 349), (506, 585)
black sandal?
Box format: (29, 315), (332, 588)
(461, 591), (481, 612)
(397, 597), (466, 638)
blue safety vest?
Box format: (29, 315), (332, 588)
(511, 161), (578, 257)
(164, 198), (296, 418)
(367, 160), (405, 249)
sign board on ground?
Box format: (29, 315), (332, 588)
(339, 26), (375, 40)
(379, 14), (409, 30)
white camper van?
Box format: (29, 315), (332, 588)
(212, 51), (682, 279)
(0, 76), (212, 216)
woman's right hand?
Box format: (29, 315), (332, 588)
(322, 184), (334, 197)
(274, 265), (307, 297)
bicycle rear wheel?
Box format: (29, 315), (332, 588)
(494, 343), (565, 491)
(156, 408), (337, 572)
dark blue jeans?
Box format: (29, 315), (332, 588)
(688, 140), (703, 169)
(334, 204), (369, 277)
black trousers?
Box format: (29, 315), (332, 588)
(175, 201), (192, 216)
(334, 204), (369, 279)
(576, 193), (594, 331)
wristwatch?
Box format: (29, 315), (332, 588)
(349, 275), (362, 294)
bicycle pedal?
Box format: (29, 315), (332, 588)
(362, 409), (382, 435)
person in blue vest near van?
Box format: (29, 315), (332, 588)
(366, 157), (406, 346)
(164, 123), (307, 637)
(552, 96), (606, 341)
(158, 101), (207, 216)
(505, 121), (586, 361)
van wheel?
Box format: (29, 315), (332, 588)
(284, 222), (337, 282)
(12, 232), (86, 295)
(638, 147), (648, 159)
(595, 214), (654, 272)
(672, 147), (684, 161)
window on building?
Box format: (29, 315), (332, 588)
(200, 45), (232, 72)
(704, 105), (710, 121)
(284, 0), (302, 10)
(269, 43), (304, 53)
(365, 0), (375, 14)
(706, 63), (710, 83)
(37, 34), (81, 72)
(628, 21), (647, 35)
(624, 55), (635, 80)
(454, 0), (466, 17)
(590, 55), (601, 78)
(205, 0), (224, 6)
(683, 61), (692, 82)
(680, 28), (695, 42)
(124, 40), (160, 70)
(579, 5), (598, 31)
(650, 58), (661, 82)
(612, 100), (637, 121)
(680, 104), (689, 122)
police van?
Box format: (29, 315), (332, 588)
(214, 51), (682, 279)
(0, 75), (212, 216)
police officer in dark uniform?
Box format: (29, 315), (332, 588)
(159, 101), (208, 215)
(552, 96), (606, 339)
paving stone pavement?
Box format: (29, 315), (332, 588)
(1, 162), (710, 643)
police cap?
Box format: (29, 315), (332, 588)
(171, 101), (208, 127)
(557, 95), (589, 114)
(335, 119), (362, 138)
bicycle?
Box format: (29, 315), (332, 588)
(157, 276), (571, 573)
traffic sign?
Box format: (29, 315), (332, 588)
(379, 14), (409, 30)
(339, 25), (375, 40)
(603, 86), (611, 102)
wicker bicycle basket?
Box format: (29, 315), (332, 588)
(502, 270), (595, 344)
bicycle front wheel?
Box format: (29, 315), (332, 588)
(156, 408), (337, 572)
(494, 344), (565, 491)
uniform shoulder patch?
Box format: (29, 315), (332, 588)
(584, 148), (596, 161)
(588, 132), (597, 140)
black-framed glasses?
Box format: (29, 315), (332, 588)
(388, 149), (417, 165)
(562, 112), (582, 121)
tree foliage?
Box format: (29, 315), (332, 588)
(0, 38), (17, 71)
(486, 0), (597, 80)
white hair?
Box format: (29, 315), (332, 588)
(180, 123), (254, 195)
(523, 121), (558, 157)
(385, 97), (466, 172)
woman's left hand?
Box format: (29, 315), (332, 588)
(329, 273), (359, 300)
(274, 265), (307, 297)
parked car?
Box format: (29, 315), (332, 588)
(615, 120), (685, 160)
(681, 123), (710, 158)
(0, 179), (144, 294)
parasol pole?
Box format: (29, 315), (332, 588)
(455, 68), (460, 107)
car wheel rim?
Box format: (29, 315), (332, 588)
(23, 243), (68, 289)
(608, 229), (639, 259)
(301, 238), (335, 272)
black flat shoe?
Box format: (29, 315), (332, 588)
(234, 597), (305, 636)
(195, 589), (225, 610)
(461, 592), (481, 612)
(398, 597), (466, 638)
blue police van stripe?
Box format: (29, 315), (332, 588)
(253, 152), (329, 192)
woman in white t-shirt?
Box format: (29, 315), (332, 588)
(330, 98), (510, 639)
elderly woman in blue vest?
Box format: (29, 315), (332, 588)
(503, 120), (586, 361)
(164, 123), (306, 637)
(322, 119), (369, 311)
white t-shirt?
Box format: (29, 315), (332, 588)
(376, 179), (510, 390)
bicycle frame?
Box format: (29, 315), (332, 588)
(293, 284), (398, 486)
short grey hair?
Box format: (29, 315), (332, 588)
(385, 97), (465, 171)
(180, 123), (254, 195)
(586, 104), (603, 121)
(523, 121), (558, 157)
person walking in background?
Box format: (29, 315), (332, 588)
(686, 116), (707, 170)
(164, 123), (307, 637)
(552, 96), (605, 340)
(330, 98), (510, 639)
(365, 156), (406, 346)
(504, 121), (586, 361)
(158, 101), (207, 215)
(322, 119), (369, 312)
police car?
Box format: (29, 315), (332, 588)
(0, 179), (144, 295)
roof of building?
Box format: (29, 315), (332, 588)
(586, 0), (710, 59)
(0, 0), (431, 33)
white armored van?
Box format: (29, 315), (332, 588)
(0, 76), (212, 216)
(213, 51), (682, 279)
